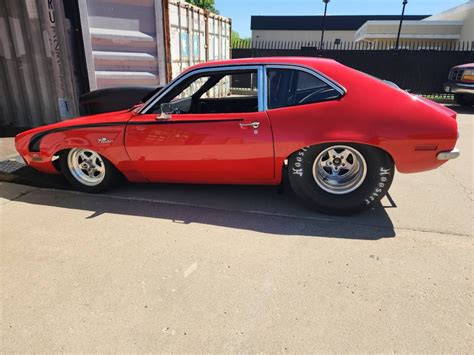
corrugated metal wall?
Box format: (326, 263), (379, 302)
(0, 0), (80, 128)
(0, 0), (231, 128)
(78, 0), (166, 89)
(168, 0), (231, 79)
(79, 0), (231, 89)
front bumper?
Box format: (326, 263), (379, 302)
(437, 147), (460, 160)
(443, 81), (474, 95)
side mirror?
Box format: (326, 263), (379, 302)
(156, 103), (173, 120)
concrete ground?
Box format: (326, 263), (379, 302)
(0, 137), (15, 159)
(1, 108), (473, 352)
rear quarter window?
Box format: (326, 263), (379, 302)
(267, 68), (342, 109)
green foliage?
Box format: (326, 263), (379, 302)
(231, 30), (240, 41)
(231, 30), (251, 48)
(185, 0), (219, 14)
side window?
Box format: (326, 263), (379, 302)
(267, 68), (342, 109)
(151, 69), (258, 114)
(203, 72), (258, 98)
(173, 76), (210, 101)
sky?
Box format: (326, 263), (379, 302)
(215, 0), (470, 38)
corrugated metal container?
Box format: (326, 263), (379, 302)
(79, 0), (231, 89)
(78, 0), (165, 89)
(1, 0), (231, 128)
(0, 0), (80, 128)
(167, 0), (231, 79)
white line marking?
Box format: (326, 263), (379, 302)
(184, 262), (198, 278)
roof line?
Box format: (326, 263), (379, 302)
(251, 15), (430, 31)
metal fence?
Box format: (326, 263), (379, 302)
(232, 40), (474, 96)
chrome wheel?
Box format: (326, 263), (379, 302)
(67, 148), (106, 186)
(312, 145), (367, 195)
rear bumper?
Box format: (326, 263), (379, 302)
(437, 147), (460, 160)
(443, 81), (474, 95)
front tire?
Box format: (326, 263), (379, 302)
(288, 144), (394, 215)
(60, 148), (120, 193)
(454, 93), (474, 107)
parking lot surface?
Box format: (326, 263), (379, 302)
(1, 109), (472, 352)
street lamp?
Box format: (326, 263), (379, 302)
(320, 0), (330, 50)
(395, 0), (408, 50)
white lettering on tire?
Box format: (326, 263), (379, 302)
(291, 149), (306, 177)
(365, 167), (392, 205)
(292, 168), (303, 177)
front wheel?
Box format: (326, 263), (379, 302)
(288, 144), (394, 215)
(454, 93), (474, 107)
(60, 148), (120, 193)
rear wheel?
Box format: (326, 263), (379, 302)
(288, 144), (394, 215)
(60, 148), (120, 193)
(454, 93), (474, 107)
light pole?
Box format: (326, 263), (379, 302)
(395, 0), (408, 50)
(320, 0), (330, 50)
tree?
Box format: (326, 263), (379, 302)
(231, 30), (241, 42)
(186, 0), (219, 14)
(231, 30), (251, 48)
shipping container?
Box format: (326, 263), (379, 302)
(0, 0), (83, 128)
(79, 0), (231, 89)
(1, 0), (230, 129)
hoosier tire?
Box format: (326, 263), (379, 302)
(288, 143), (394, 215)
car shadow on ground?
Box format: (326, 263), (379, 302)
(1, 166), (396, 241)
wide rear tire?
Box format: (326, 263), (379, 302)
(288, 144), (394, 215)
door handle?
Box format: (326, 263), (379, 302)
(240, 121), (260, 129)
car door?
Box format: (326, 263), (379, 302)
(125, 66), (275, 183)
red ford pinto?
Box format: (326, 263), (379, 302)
(15, 57), (459, 214)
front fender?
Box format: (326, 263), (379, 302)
(15, 110), (147, 181)
(16, 125), (129, 175)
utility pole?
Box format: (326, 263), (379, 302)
(395, 0), (408, 50)
(320, 0), (330, 50)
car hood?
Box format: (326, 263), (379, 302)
(17, 109), (133, 138)
(15, 109), (134, 153)
(452, 63), (474, 70)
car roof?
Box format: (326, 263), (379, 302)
(185, 57), (339, 72)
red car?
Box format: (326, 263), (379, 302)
(15, 57), (460, 214)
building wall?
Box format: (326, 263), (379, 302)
(362, 21), (463, 36)
(426, 0), (472, 21)
(459, 4), (474, 42)
(356, 20), (464, 43)
(252, 2), (474, 46)
(424, 0), (474, 42)
(252, 30), (356, 44)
